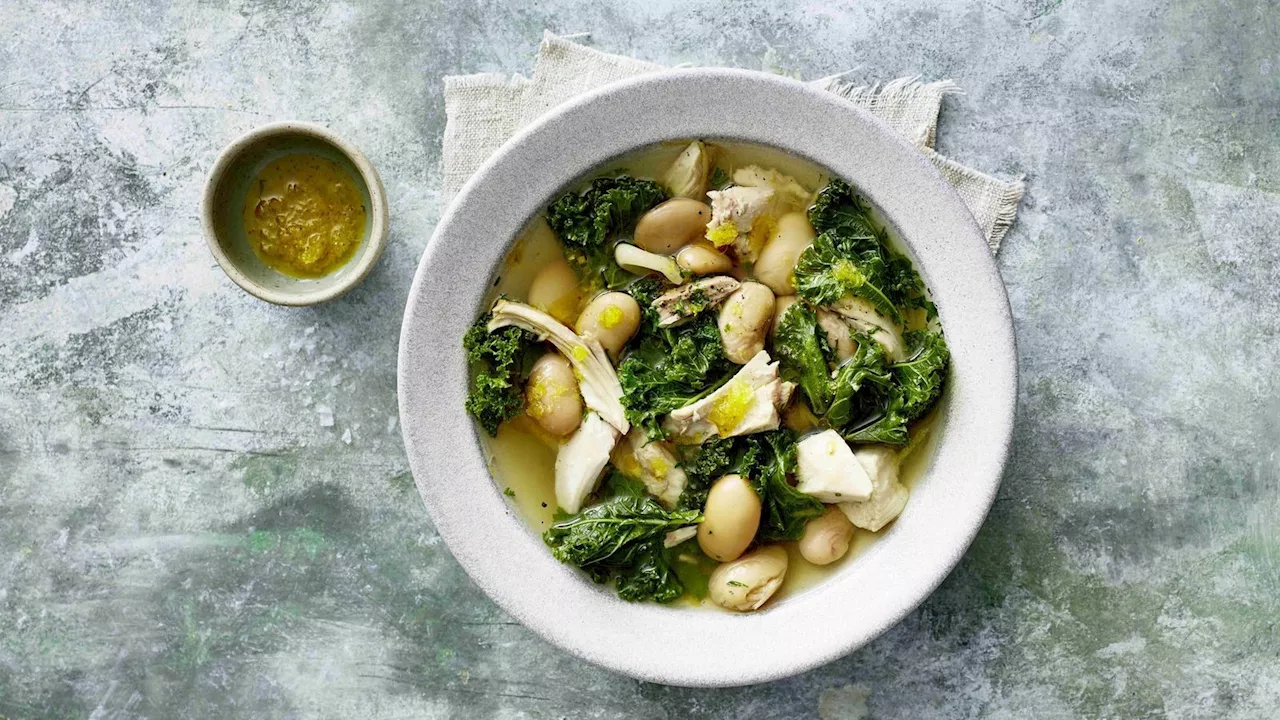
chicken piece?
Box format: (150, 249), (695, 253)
(838, 444), (909, 532)
(555, 412), (621, 514)
(827, 295), (907, 362)
(705, 186), (775, 260)
(731, 165), (812, 210)
(815, 307), (857, 362)
(612, 428), (688, 509)
(664, 141), (711, 199)
(488, 300), (629, 433)
(651, 276), (741, 328)
(795, 429), (874, 503)
(662, 351), (796, 444)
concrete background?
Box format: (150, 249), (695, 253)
(2, 0), (1278, 717)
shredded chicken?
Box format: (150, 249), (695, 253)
(838, 445), (909, 531)
(613, 428), (688, 509)
(488, 300), (629, 434)
(795, 429), (873, 503)
(731, 165), (812, 210)
(662, 351), (796, 444)
(705, 186), (775, 259)
(651, 276), (741, 328)
(827, 295), (907, 362)
(555, 412), (621, 514)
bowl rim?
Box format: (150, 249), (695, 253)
(201, 120), (390, 306)
(398, 68), (1016, 687)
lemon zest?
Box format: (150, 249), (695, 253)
(708, 379), (754, 435)
(706, 220), (739, 248)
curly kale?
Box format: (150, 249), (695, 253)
(824, 331), (895, 428)
(808, 178), (879, 238)
(462, 314), (539, 435)
(803, 178), (935, 319)
(544, 494), (701, 603)
(678, 431), (823, 542)
(897, 330), (951, 417)
(756, 430), (825, 541)
(678, 436), (762, 512)
(618, 313), (733, 439)
(794, 230), (904, 323)
(843, 330), (950, 445)
(546, 176), (667, 289)
(772, 301), (834, 416)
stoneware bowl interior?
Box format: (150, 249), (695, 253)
(202, 121), (388, 305)
(397, 69), (1016, 687)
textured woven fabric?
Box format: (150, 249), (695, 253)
(442, 31), (1024, 252)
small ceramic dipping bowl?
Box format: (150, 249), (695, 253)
(202, 121), (389, 305)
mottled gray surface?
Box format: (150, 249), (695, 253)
(1, 0), (1277, 717)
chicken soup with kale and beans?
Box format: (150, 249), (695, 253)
(463, 140), (948, 612)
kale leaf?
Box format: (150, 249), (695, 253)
(808, 178), (879, 238)
(544, 494), (701, 603)
(462, 314), (539, 435)
(618, 313), (732, 439)
(794, 230), (903, 323)
(615, 541), (683, 603)
(842, 330), (950, 445)
(677, 431), (823, 542)
(824, 331), (895, 428)
(546, 176), (667, 289)
(678, 436), (762, 511)
(756, 430), (825, 541)
(895, 330), (951, 420)
(773, 301), (834, 415)
(803, 178), (935, 319)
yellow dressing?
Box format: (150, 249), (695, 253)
(707, 378), (754, 435)
(598, 304), (624, 329)
(525, 373), (568, 421)
(832, 258), (865, 286)
(706, 220), (739, 248)
(242, 154), (366, 277)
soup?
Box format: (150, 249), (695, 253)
(462, 140), (949, 612)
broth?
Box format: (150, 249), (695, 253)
(476, 140), (943, 609)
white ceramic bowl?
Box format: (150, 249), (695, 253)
(398, 69), (1016, 686)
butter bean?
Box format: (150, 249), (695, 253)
(525, 353), (582, 437)
(718, 281), (776, 364)
(708, 545), (789, 612)
(634, 198), (712, 254)
(697, 474), (762, 562)
(575, 292), (641, 358)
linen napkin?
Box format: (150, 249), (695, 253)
(442, 32), (1024, 252)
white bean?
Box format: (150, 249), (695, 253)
(753, 212), (815, 296)
(718, 281), (776, 364)
(697, 474), (761, 562)
(525, 353), (582, 437)
(708, 545), (789, 612)
(798, 507), (856, 565)
(676, 242), (733, 275)
(527, 259), (581, 325)
(575, 292), (641, 358)
(634, 198), (712, 254)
